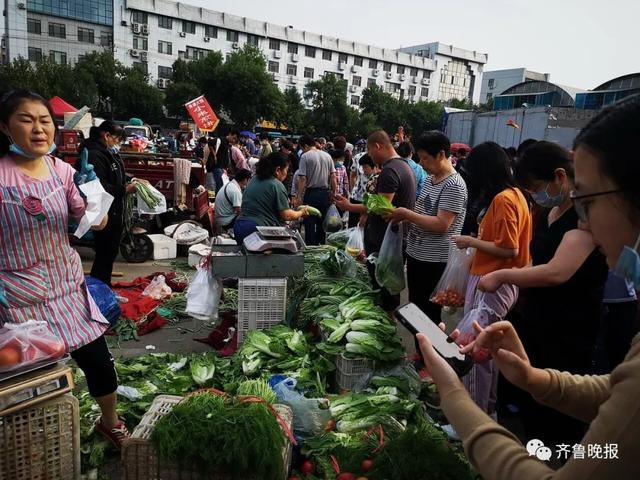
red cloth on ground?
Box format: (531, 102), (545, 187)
(194, 311), (238, 356)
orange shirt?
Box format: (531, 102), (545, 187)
(470, 188), (531, 276)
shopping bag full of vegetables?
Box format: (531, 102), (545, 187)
(430, 246), (474, 308)
(0, 320), (66, 373)
(373, 222), (406, 295)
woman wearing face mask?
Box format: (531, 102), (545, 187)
(416, 94), (640, 480)
(78, 121), (139, 286)
(478, 141), (608, 448)
(0, 90), (130, 449)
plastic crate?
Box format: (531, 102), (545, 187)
(237, 278), (287, 344)
(335, 352), (375, 391)
(122, 395), (293, 480)
(0, 394), (80, 480)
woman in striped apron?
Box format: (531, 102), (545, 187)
(0, 90), (130, 448)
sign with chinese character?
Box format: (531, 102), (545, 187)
(184, 95), (220, 132)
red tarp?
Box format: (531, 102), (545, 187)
(49, 96), (78, 117)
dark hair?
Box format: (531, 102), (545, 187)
(256, 151), (289, 180)
(465, 141), (515, 208)
(514, 141), (574, 189)
(207, 138), (217, 150)
(234, 169), (252, 182)
(516, 138), (538, 158)
(505, 147), (517, 159)
(89, 120), (125, 141)
(395, 141), (414, 159)
(299, 134), (316, 148)
(333, 136), (347, 150)
(197, 136), (208, 145)
(574, 93), (640, 217)
(280, 138), (294, 151)
(0, 90), (57, 156)
(329, 149), (345, 159)
(413, 131), (451, 158)
(259, 132), (269, 141)
(359, 154), (375, 169)
(227, 130), (240, 138)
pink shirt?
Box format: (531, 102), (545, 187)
(0, 155), (86, 220)
(230, 145), (249, 171)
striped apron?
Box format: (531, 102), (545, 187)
(0, 157), (108, 351)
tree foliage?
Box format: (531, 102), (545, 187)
(304, 74), (350, 136)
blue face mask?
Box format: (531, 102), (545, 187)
(531, 182), (564, 208)
(110, 145), (121, 154)
(335, 162), (344, 168)
(614, 234), (640, 288)
(9, 141), (57, 159)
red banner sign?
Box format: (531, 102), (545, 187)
(184, 95), (220, 132)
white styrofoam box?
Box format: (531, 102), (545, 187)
(147, 234), (177, 260)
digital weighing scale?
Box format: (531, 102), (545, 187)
(243, 226), (305, 253)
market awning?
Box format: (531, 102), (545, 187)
(49, 96), (78, 117)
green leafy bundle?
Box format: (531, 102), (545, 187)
(365, 193), (395, 216)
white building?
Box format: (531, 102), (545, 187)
(3, 0), (488, 107)
(479, 68), (550, 105)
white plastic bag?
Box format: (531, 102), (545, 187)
(142, 275), (172, 300)
(137, 184), (167, 215)
(271, 377), (332, 436)
(345, 225), (365, 261)
(323, 204), (342, 233)
(74, 179), (114, 238)
(186, 264), (221, 321)
(430, 246), (475, 307)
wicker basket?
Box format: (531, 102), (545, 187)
(335, 352), (375, 391)
(122, 395), (293, 480)
(0, 394), (80, 480)
(237, 278), (287, 344)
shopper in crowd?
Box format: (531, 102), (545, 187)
(226, 130), (250, 175)
(234, 152), (309, 244)
(333, 135), (353, 171)
(336, 130), (416, 311)
(387, 132), (468, 324)
(279, 138), (298, 195)
(396, 141), (426, 198)
(331, 148), (351, 199)
(295, 134), (337, 245)
(79, 120), (144, 286)
(418, 93), (640, 480)
(259, 132), (273, 159)
(240, 133), (258, 157)
(0, 90), (129, 448)
(193, 136), (207, 163)
(315, 137), (327, 151)
(203, 137), (220, 192)
(214, 169), (252, 233)
(451, 141), (532, 414)
(477, 141), (608, 447)
(348, 153), (376, 228)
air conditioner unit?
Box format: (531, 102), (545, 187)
(129, 49), (139, 57)
(291, 53), (299, 62)
(140, 51), (148, 62)
(232, 42), (240, 49)
(399, 73), (406, 81)
(132, 23), (140, 34)
(179, 32), (187, 37)
(351, 65), (358, 73)
(288, 76), (297, 84)
(385, 72), (393, 79)
(141, 24), (149, 35)
(412, 76), (419, 84)
(421, 78), (430, 85)
(372, 69), (379, 77)
(338, 62), (346, 71)
(349, 85), (358, 93)
(273, 50), (282, 59)
(204, 36), (210, 42)
(156, 79), (165, 88)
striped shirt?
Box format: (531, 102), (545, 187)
(406, 172), (468, 263)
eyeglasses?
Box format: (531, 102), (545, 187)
(570, 189), (622, 222)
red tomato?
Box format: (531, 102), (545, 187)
(300, 460), (315, 475)
(0, 347), (21, 366)
(360, 459), (373, 472)
(337, 474), (356, 480)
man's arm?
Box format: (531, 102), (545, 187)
(331, 172), (338, 196)
(297, 175), (307, 205)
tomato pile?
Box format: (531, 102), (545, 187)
(0, 337), (65, 372)
(430, 289), (465, 307)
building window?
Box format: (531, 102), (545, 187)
(286, 64), (297, 76)
(131, 10), (148, 24)
(132, 62), (148, 74)
(205, 26), (218, 38)
(322, 50), (332, 61)
(77, 27), (94, 44)
(158, 66), (172, 79)
(186, 46), (209, 60)
(29, 0), (113, 27)
(383, 62), (391, 72)
(488, 78), (495, 89)
(268, 61), (279, 73)
(486, 93), (493, 101)
(437, 60), (472, 101)
(28, 47), (42, 62)
(27, 18), (41, 35)
(269, 39), (280, 50)
(351, 95), (360, 106)
(182, 21), (196, 34)
(247, 34), (259, 46)
(288, 43), (298, 54)
(305, 46), (316, 58)
(158, 40), (172, 55)
(338, 53), (348, 64)
(369, 59), (377, 69)
(421, 87), (429, 97)
(49, 50), (67, 65)
(158, 16), (172, 29)
(397, 65), (405, 75)
(48, 22), (66, 39)
(367, 78), (377, 88)
(133, 36), (148, 51)
(354, 56), (363, 67)
(385, 82), (401, 94)
(226, 30), (239, 42)
(352, 75), (362, 87)
(100, 31), (113, 47)
(408, 85), (416, 96)
(304, 67), (314, 79)
(410, 67), (418, 77)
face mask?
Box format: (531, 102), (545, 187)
(335, 162), (344, 168)
(614, 234), (640, 288)
(531, 182), (564, 208)
(110, 145), (121, 154)
(9, 141), (56, 159)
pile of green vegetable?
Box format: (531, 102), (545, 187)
(151, 391), (288, 480)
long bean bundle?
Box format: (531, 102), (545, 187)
(136, 182), (163, 208)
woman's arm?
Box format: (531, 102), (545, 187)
(387, 207), (457, 233)
(453, 235), (518, 258)
(279, 208), (305, 222)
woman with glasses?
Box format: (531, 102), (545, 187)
(478, 141), (608, 448)
(416, 94), (640, 479)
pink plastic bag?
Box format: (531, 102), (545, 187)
(0, 321), (66, 373)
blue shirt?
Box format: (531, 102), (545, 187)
(404, 158), (427, 198)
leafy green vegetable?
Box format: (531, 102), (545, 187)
(190, 357), (216, 386)
(365, 194), (395, 216)
(236, 379), (277, 403)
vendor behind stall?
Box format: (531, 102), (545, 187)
(0, 90), (130, 448)
(234, 152), (309, 244)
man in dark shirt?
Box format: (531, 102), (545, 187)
(336, 130), (416, 310)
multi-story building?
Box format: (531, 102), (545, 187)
(3, 0), (488, 106)
(479, 68), (551, 105)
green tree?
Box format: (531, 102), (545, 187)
(164, 81), (201, 118)
(405, 101), (444, 138)
(0, 58), (42, 95)
(113, 70), (164, 123)
(75, 51), (128, 115)
(360, 85), (406, 134)
(304, 73), (350, 136)
(278, 87), (309, 133)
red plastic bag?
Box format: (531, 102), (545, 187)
(0, 321), (66, 373)
(430, 247), (474, 307)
